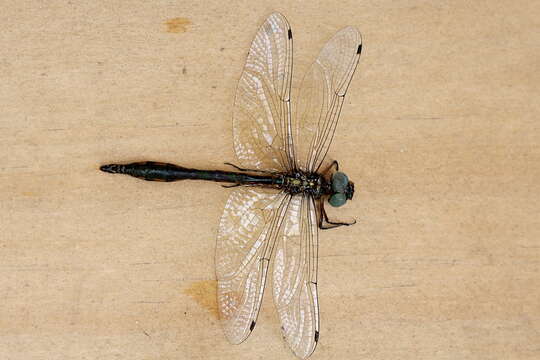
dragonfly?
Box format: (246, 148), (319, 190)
(100, 13), (362, 359)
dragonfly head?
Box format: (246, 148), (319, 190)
(328, 172), (354, 207)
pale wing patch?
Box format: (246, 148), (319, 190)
(216, 187), (290, 343)
(233, 13), (294, 172)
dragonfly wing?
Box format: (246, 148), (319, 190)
(233, 13), (294, 172)
(294, 26), (362, 173)
(273, 195), (319, 359)
(216, 187), (291, 343)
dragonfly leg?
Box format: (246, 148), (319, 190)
(321, 160), (339, 175)
(318, 200), (356, 230)
(221, 183), (241, 188)
(223, 162), (273, 174)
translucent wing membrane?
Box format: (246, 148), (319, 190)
(233, 13), (294, 172)
(220, 13), (362, 358)
(273, 195), (319, 359)
(216, 188), (291, 343)
(294, 27), (362, 173)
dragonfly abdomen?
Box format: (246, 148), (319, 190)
(100, 161), (281, 185)
(100, 161), (188, 182)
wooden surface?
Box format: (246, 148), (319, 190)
(1, 1), (539, 359)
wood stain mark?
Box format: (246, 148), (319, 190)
(135, 320), (151, 338)
(184, 279), (218, 318)
(165, 17), (191, 33)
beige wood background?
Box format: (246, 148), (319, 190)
(1, 1), (539, 359)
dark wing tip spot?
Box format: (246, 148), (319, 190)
(357, 44), (362, 54)
(314, 331), (319, 342)
(250, 321), (256, 331)
(288, 29), (292, 39)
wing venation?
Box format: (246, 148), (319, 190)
(294, 26), (362, 173)
(216, 187), (291, 343)
(272, 195), (320, 359)
(233, 13), (294, 172)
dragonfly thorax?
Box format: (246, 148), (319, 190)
(282, 171), (329, 198)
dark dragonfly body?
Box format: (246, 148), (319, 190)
(100, 161), (279, 186)
(99, 161), (351, 201)
(100, 13), (362, 359)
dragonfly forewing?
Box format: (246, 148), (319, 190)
(273, 195), (320, 359)
(293, 26), (362, 173)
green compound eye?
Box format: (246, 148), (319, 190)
(331, 172), (349, 193)
(329, 192), (347, 207)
